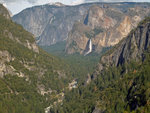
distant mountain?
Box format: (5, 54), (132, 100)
(66, 3), (150, 54)
(12, 2), (150, 55)
(0, 4), (72, 113)
(51, 17), (150, 113)
(12, 4), (90, 46)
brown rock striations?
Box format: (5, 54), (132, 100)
(66, 4), (150, 54)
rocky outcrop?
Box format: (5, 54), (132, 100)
(0, 50), (26, 78)
(92, 107), (104, 113)
(0, 51), (15, 77)
(26, 40), (39, 53)
(4, 27), (39, 53)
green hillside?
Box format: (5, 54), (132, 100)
(0, 5), (72, 113)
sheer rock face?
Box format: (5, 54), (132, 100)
(13, 6), (53, 38)
(85, 5), (116, 30)
(13, 3), (150, 54)
(65, 22), (90, 54)
(13, 4), (89, 46)
(93, 19), (150, 79)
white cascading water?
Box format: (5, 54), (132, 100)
(84, 39), (92, 56)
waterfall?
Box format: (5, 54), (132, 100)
(84, 39), (92, 56)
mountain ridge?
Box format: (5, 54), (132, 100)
(12, 2), (150, 53)
(93, 17), (150, 79)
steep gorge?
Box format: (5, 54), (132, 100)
(2, 2), (150, 113)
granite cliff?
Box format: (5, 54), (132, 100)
(66, 4), (150, 54)
(13, 3), (90, 46)
(93, 17), (150, 78)
(12, 3), (150, 55)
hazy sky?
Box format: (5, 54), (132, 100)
(0, 0), (150, 15)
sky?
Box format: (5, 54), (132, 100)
(0, 0), (150, 15)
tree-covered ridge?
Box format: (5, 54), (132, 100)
(53, 53), (150, 113)
(50, 17), (150, 113)
(0, 6), (72, 113)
